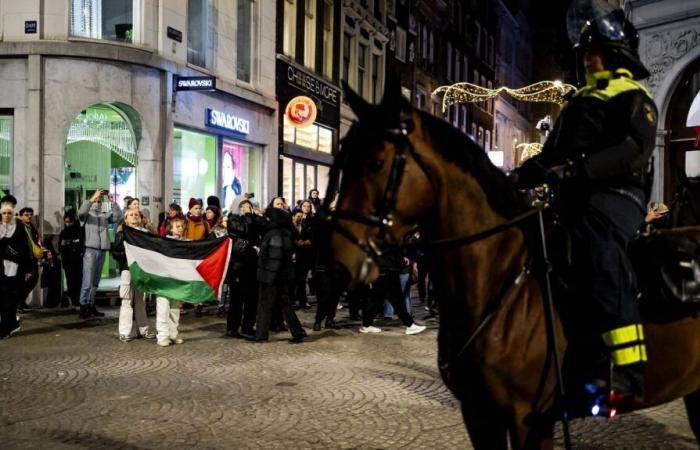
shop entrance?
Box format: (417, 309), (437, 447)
(64, 103), (139, 282)
(64, 103), (139, 212)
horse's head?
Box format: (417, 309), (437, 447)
(328, 78), (436, 285)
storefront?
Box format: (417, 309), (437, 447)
(172, 92), (276, 213)
(276, 57), (340, 208)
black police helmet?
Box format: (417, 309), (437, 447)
(567, 0), (650, 79)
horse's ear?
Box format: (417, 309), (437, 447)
(342, 80), (371, 121)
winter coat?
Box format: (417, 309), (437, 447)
(59, 224), (84, 263)
(257, 208), (295, 285)
(0, 218), (32, 278)
(184, 215), (209, 241)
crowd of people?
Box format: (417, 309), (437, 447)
(0, 188), (431, 342)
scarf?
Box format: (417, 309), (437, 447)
(187, 212), (203, 224)
(0, 218), (17, 239)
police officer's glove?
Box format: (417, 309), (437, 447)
(508, 159), (548, 190)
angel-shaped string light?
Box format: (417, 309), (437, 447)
(516, 142), (544, 162)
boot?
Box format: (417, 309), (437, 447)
(79, 305), (90, 319)
(325, 319), (341, 329)
(312, 322), (322, 331)
(611, 362), (645, 401)
(89, 304), (105, 317)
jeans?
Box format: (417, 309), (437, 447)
(383, 273), (412, 318)
(79, 248), (105, 306)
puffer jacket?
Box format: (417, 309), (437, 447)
(257, 208), (295, 285)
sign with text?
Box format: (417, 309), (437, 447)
(25, 21), (37, 34)
(276, 58), (340, 129)
(167, 26), (183, 43)
(175, 75), (216, 91)
(205, 109), (250, 135)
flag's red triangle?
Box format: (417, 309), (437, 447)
(196, 239), (230, 296)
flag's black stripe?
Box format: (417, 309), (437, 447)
(124, 226), (226, 260)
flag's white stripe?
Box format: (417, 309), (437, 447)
(125, 242), (205, 282)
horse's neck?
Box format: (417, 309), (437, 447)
(428, 172), (529, 327)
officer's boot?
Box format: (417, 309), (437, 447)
(602, 323), (647, 401)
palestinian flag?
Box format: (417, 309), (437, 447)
(123, 227), (231, 304)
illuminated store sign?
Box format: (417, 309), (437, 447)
(205, 109), (250, 135)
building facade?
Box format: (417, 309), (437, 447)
(276, 0), (342, 208)
(0, 0), (278, 242)
(626, 0), (700, 203)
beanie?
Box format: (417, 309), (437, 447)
(188, 197), (202, 209)
(206, 195), (221, 209)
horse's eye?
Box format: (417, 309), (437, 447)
(368, 159), (384, 173)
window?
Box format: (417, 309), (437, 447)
(304, 0), (316, 70)
(283, 0), (298, 58)
(471, 122), (477, 139)
(478, 126), (484, 147)
(485, 130), (491, 151)
(173, 128), (216, 206)
(343, 32), (352, 84)
(460, 105), (467, 133)
(395, 26), (407, 62)
(0, 116), (11, 196)
(415, 84), (427, 110)
(70, 0), (133, 42)
(221, 141), (264, 212)
(371, 53), (382, 102)
(374, 0), (383, 21)
(188, 0), (211, 67)
(428, 30), (435, 65)
(446, 42), (452, 81)
(322, 1), (334, 79)
(283, 116), (333, 154)
(454, 50), (461, 82)
(358, 42), (367, 98)
(463, 55), (468, 81)
(237, 0), (253, 82)
(387, 0), (396, 18)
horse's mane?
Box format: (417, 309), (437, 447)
(416, 109), (528, 219)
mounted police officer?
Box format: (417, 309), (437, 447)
(512, 0), (658, 400)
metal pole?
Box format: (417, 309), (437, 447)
(537, 207), (572, 450)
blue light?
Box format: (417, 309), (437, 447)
(591, 404), (600, 416)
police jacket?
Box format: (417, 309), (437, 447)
(517, 68), (658, 197)
(257, 208), (295, 285)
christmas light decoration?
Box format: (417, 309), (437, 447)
(433, 80), (577, 111)
(516, 143), (543, 162)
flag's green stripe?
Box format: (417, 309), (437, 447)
(128, 262), (215, 304)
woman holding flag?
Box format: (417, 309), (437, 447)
(112, 209), (155, 343)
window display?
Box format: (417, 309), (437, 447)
(221, 140), (263, 212)
(173, 128), (216, 207)
(0, 117), (11, 196)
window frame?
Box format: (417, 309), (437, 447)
(0, 115), (13, 195)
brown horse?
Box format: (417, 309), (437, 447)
(328, 81), (700, 449)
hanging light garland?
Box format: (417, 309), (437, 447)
(433, 80), (577, 111)
(516, 143), (544, 162)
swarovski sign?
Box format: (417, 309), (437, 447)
(205, 108), (250, 135)
(175, 75), (216, 91)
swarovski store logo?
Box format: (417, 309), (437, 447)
(206, 108), (250, 135)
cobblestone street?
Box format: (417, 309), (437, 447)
(0, 302), (697, 449)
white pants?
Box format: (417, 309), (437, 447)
(118, 270), (150, 337)
(156, 296), (181, 343)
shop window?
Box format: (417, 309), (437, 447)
(0, 117), (11, 196)
(188, 0), (211, 68)
(318, 127), (332, 153)
(172, 128), (216, 207)
(294, 162), (305, 206)
(221, 141), (264, 212)
(316, 165), (330, 199)
(304, 0), (317, 70)
(70, 0), (133, 43)
(281, 156), (294, 206)
(305, 166), (316, 202)
(283, 0), (298, 58)
(322, 1), (334, 80)
(237, 0), (254, 83)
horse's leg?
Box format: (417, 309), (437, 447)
(460, 403), (508, 450)
(510, 410), (555, 450)
(684, 390), (700, 443)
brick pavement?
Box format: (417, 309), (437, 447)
(0, 300), (696, 449)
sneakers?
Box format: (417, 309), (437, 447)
(141, 331), (157, 339)
(79, 305), (90, 319)
(1, 324), (21, 339)
(405, 323), (427, 335)
(89, 305), (105, 317)
(119, 334), (132, 343)
(359, 325), (382, 334)
(157, 339), (171, 347)
(171, 337), (184, 345)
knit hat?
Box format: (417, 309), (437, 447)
(188, 197), (202, 209)
(207, 195), (221, 209)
